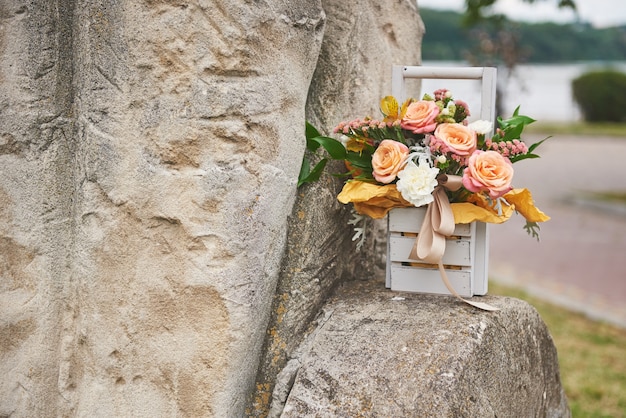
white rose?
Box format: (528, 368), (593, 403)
(396, 159), (439, 207)
(468, 120), (494, 135)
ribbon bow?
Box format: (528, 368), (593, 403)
(409, 175), (499, 311)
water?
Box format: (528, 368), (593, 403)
(420, 61), (626, 122)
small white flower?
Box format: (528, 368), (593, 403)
(436, 155), (447, 164)
(445, 90), (453, 98)
(339, 134), (350, 148)
(441, 108), (450, 116)
(468, 120), (494, 135)
(396, 159), (439, 207)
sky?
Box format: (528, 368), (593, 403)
(417, 0), (626, 28)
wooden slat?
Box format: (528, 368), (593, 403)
(388, 236), (471, 266)
(390, 265), (472, 297)
(388, 207), (472, 236)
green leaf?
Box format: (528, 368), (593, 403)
(297, 158), (328, 187)
(509, 153), (540, 163)
(309, 136), (346, 160)
(502, 123), (525, 141)
(499, 109), (535, 130)
(305, 122), (322, 151)
(528, 136), (551, 153)
(305, 121), (321, 140)
(306, 159), (328, 183)
(297, 157), (311, 187)
(345, 150), (373, 169)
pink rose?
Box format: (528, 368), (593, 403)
(462, 150), (514, 199)
(434, 123), (477, 156)
(401, 101), (440, 134)
(372, 139), (410, 184)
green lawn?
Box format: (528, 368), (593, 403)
(527, 121), (626, 137)
(490, 282), (626, 418)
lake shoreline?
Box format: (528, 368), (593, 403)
(421, 61), (626, 122)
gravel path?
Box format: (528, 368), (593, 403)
(489, 134), (626, 328)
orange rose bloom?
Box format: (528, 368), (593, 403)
(400, 101), (439, 133)
(371, 140), (409, 184)
(462, 150), (514, 199)
(434, 123), (477, 156)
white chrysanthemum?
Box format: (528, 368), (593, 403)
(468, 120), (494, 135)
(396, 159), (439, 207)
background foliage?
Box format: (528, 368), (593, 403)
(420, 8), (626, 63)
(572, 70), (626, 122)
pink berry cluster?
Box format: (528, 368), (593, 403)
(427, 135), (471, 166)
(333, 118), (399, 135)
(485, 138), (528, 158)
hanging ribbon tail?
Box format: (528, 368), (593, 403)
(410, 201), (438, 263)
(431, 186), (455, 236)
(437, 262), (500, 311)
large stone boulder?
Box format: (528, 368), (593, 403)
(248, 0), (424, 415)
(1, 1), (568, 418)
(1, 1), (325, 416)
(280, 279), (570, 417)
(1, 0), (427, 416)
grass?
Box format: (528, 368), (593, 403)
(527, 121), (626, 137)
(576, 191), (626, 204)
(490, 282), (626, 418)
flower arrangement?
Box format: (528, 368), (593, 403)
(299, 89), (549, 248)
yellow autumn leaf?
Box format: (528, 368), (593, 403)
(337, 181), (413, 219)
(503, 188), (551, 223)
(380, 96), (398, 120)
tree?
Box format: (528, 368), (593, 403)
(463, 0), (577, 26)
(460, 0), (577, 114)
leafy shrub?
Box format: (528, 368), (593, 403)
(572, 70), (626, 122)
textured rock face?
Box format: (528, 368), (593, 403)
(3, 2), (561, 418)
(1, 1), (324, 416)
(281, 279), (570, 418)
(248, 0), (424, 415)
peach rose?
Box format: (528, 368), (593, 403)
(434, 123), (477, 156)
(372, 139), (409, 184)
(462, 150), (514, 199)
(400, 100), (440, 134)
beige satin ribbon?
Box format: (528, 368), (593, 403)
(409, 175), (499, 311)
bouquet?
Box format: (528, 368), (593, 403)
(299, 89), (550, 250)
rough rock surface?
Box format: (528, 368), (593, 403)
(1, 1), (324, 416)
(248, 0), (424, 415)
(281, 279), (571, 418)
(2, 1), (569, 418)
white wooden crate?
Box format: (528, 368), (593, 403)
(385, 65), (496, 297)
(386, 207), (488, 296)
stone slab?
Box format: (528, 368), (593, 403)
(281, 279), (570, 418)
